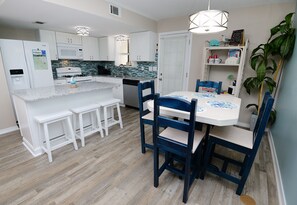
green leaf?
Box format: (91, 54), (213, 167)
(265, 77), (276, 93)
(271, 59), (277, 72)
(250, 55), (262, 70)
(244, 77), (260, 94)
(256, 62), (266, 81)
(286, 34), (296, 59)
(285, 13), (294, 26)
(270, 25), (280, 37)
(280, 36), (291, 58)
(251, 44), (264, 56)
(269, 35), (285, 54)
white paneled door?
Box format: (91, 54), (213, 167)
(158, 31), (192, 95)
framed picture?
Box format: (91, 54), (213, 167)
(229, 29), (244, 46)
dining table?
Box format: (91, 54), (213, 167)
(147, 91), (241, 127)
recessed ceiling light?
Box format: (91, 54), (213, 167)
(34, 21), (45, 25)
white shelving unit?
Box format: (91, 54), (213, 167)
(201, 40), (249, 97)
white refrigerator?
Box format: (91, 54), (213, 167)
(0, 39), (54, 92)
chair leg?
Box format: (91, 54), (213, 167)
(73, 114), (77, 137)
(104, 106), (108, 136)
(239, 155), (248, 176)
(79, 113), (85, 147)
(43, 123), (53, 163)
(237, 155), (254, 195)
(116, 103), (123, 128)
(183, 156), (191, 203)
(200, 140), (214, 180)
(95, 108), (104, 138)
(66, 116), (78, 150)
(140, 122), (146, 154)
(154, 146), (159, 187)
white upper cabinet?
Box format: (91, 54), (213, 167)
(38, 30), (58, 60)
(130, 31), (157, 62)
(99, 36), (115, 61)
(82, 36), (100, 61)
(56, 32), (82, 45)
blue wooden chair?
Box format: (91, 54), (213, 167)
(137, 80), (155, 153)
(195, 79), (222, 94)
(201, 92), (274, 195)
(153, 94), (205, 203)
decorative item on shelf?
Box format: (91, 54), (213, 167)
(228, 80), (236, 95)
(225, 57), (239, 64)
(209, 39), (220, 46)
(75, 26), (90, 36)
(229, 29), (244, 46)
(189, 0), (229, 34)
(208, 54), (222, 64)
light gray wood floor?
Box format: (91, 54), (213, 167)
(0, 107), (278, 205)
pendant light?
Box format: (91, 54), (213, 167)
(189, 0), (229, 34)
(75, 26), (90, 36)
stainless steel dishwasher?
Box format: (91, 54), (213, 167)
(123, 79), (140, 109)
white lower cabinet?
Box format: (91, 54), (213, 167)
(94, 77), (123, 104)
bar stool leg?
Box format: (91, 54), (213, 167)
(79, 113), (85, 147)
(73, 114), (77, 137)
(95, 108), (104, 138)
(116, 103), (123, 128)
(66, 116), (78, 150)
(104, 106), (108, 136)
(43, 123), (53, 163)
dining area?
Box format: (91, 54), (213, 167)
(138, 79), (274, 203)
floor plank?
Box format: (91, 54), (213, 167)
(0, 107), (278, 205)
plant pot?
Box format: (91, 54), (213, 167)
(250, 113), (258, 131)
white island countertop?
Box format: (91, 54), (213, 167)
(13, 82), (118, 101)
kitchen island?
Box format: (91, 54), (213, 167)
(12, 82), (118, 156)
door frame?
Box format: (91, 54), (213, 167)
(157, 30), (192, 94)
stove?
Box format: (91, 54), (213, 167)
(56, 67), (93, 83)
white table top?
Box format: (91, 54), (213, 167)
(147, 91), (241, 126)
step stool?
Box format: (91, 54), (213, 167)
(35, 111), (78, 163)
(70, 104), (104, 147)
(100, 98), (123, 136)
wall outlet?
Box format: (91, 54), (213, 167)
(148, 66), (153, 71)
(152, 66), (158, 71)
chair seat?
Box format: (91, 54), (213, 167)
(159, 127), (204, 153)
(35, 111), (72, 124)
(100, 98), (121, 106)
(70, 104), (99, 114)
(142, 112), (153, 121)
(210, 126), (253, 149)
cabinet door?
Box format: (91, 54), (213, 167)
(39, 30), (58, 60)
(82, 36), (100, 61)
(130, 31), (156, 61)
(56, 32), (82, 45)
(99, 36), (115, 61)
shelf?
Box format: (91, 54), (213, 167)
(206, 63), (240, 66)
(206, 46), (244, 50)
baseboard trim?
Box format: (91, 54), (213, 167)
(0, 126), (19, 136)
(267, 130), (286, 205)
(22, 137), (43, 157)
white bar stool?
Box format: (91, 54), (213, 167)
(100, 98), (123, 136)
(35, 111), (78, 163)
(70, 104), (104, 147)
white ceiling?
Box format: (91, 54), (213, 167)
(0, 0), (294, 37)
(108, 0), (295, 20)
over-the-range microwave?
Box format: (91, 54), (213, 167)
(57, 43), (83, 60)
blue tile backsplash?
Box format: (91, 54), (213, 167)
(51, 60), (158, 79)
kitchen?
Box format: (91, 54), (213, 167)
(0, 0), (296, 204)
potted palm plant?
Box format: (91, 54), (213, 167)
(243, 13), (295, 130)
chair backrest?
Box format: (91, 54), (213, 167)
(195, 79), (222, 94)
(252, 92), (274, 152)
(138, 80), (155, 117)
(153, 94), (197, 154)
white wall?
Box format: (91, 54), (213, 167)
(157, 2), (296, 125)
(0, 52), (17, 134)
(0, 26), (37, 41)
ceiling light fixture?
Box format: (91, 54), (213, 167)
(75, 26), (90, 36)
(189, 0), (229, 34)
(115, 34), (129, 41)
